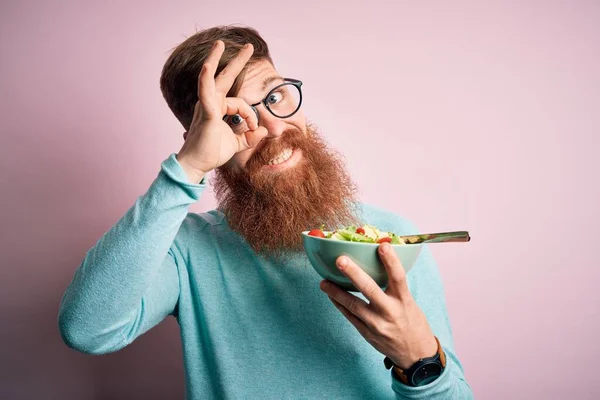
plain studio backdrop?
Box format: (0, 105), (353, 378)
(1, 1), (598, 399)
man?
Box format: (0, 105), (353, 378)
(58, 25), (473, 399)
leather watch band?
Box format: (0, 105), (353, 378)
(385, 336), (447, 385)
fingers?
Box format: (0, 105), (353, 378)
(241, 126), (268, 150)
(215, 43), (254, 95)
(378, 244), (411, 299)
(224, 98), (258, 130)
(335, 256), (387, 306)
(197, 41), (225, 117)
(197, 41), (254, 120)
(327, 296), (372, 338)
(320, 280), (373, 324)
(224, 97), (266, 151)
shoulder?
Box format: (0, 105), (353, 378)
(182, 209), (227, 230)
(169, 209), (241, 266)
(174, 209), (231, 245)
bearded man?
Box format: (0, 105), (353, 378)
(58, 25), (473, 399)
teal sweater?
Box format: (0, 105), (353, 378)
(58, 154), (473, 399)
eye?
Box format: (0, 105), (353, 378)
(266, 91), (283, 105)
(227, 114), (244, 126)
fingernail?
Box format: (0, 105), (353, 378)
(338, 257), (348, 269)
(380, 243), (390, 254)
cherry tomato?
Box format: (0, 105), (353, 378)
(377, 237), (392, 244)
(356, 227), (365, 234)
(308, 229), (326, 238)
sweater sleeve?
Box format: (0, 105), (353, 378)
(390, 245), (474, 399)
(58, 154), (205, 355)
(384, 214), (474, 399)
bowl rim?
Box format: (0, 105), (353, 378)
(301, 231), (423, 247)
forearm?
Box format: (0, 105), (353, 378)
(58, 154), (204, 353)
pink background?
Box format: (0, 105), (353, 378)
(1, 1), (598, 399)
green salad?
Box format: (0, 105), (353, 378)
(307, 224), (407, 244)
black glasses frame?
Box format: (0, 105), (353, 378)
(252, 78), (303, 119)
(224, 78), (303, 123)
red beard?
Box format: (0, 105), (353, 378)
(213, 123), (360, 258)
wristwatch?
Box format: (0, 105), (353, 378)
(384, 336), (447, 387)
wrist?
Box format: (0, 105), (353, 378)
(390, 335), (438, 370)
(385, 336), (446, 387)
(176, 153), (207, 184)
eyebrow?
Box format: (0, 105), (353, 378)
(242, 76), (285, 105)
(261, 75), (284, 91)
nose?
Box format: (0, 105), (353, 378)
(253, 105), (287, 138)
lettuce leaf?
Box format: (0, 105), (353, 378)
(335, 228), (377, 243)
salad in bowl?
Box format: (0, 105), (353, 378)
(302, 224), (469, 292)
(307, 224), (410, 244)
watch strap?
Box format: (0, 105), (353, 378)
(384, 336), (446, 385)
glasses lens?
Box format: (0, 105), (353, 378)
(224, 82), (302, 134)
(265, 83), (301, 118)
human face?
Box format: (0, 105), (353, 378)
(222, 60), (307, 173)
(212, 61), (360, 255)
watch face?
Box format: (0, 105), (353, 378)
(412, 362), (443, 386)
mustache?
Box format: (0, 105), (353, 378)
(246, 128), (306, 169)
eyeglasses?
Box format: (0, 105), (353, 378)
(223, 78), (303, 134)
